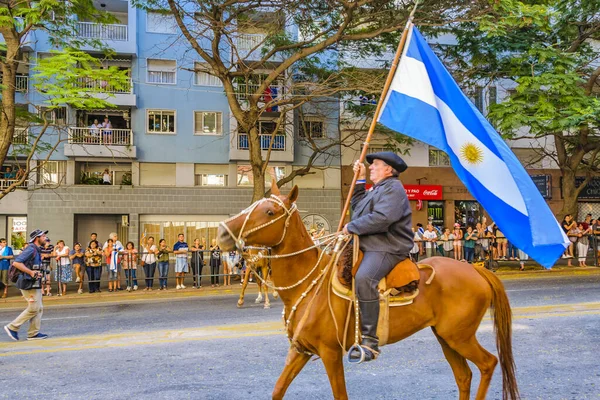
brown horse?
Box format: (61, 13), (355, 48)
(217, 185), (519, 400)
(235, 251), (279, 309)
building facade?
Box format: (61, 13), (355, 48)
(1, 2), (341, 249)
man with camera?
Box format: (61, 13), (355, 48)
(4, 229), (49, 341)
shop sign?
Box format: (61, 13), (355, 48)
(530, 175), (552, 199)
(404, 185), (443, 200)
(574, 177), (600, 200)
(12, 218), (27, 232)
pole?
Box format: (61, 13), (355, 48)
(337, 2), (420, 232)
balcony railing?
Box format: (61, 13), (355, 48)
(0, 179), (28, 190)
(16, 75), (28, 92)
(76, 21), (128, 41)
(76, 77), (133, 94)
(238, 33), (266, 52)
(235, 83), (284, 104)
(68, 127), (133, 146)
(13, 128), (28, 145)
(238, 133), (286, 151)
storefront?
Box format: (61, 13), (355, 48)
(575, 177), (600, 219)
(454, 201), (482, 228)
(404, 184), (444, 227)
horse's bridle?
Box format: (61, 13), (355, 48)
(219, 194), (298, 252)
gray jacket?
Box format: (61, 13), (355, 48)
(347, 177), (413, 255)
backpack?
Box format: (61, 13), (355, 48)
(8, 263), (21, 283)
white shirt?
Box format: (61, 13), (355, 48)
(56, 246), (70, 265)
(141, 244), (157, 264)
(103, 173), (111, 183)
(422, 231), (437, 249)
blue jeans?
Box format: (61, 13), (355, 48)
(507, 242), (517, 259)
(124, 269), (138, 287)
(158, 261), (169, 288)
(464, 247), (475, 262)
(86, 266), (102, 292)
(143, 262), (156, 288)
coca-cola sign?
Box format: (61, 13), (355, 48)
(404, 185), (443, 200)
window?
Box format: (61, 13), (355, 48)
(37, 161), (66, 185)
(299, 118), (324, 139)
(238, 120), (286, 151)
(195, 174), (227, 186)
(488, 86), (497, 107)
(454, 201), (481, 229)
(429, 148), (450, 166)
(194, 111), (222, 135)
(194, 62), (222, 86)
(147, 110), (176, 134)
(147, 59), (176, 84)
(38, 106), (67, 125)
(147, 11), (178, 34)
(237, 165), (285, 187)
(473, 86), (484, 112)
(366, 145), (386, 154)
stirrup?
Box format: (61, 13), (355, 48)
(347, 344), (366, 364)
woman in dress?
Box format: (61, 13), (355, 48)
(452, 223), (463, 261)
(54, 240), (72, 296)
(70, 242), (85, 294)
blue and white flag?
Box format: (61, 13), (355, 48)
(378, 26), (569, 268)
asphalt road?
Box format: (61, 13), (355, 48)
(0, 274), (599, 400)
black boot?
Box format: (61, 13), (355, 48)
(348, 299), (381, 363)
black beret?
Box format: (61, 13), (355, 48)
(365, 151), (408, 173)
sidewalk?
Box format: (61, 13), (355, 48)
(2, 265), (598, 310)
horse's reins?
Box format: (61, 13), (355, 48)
(220, 195), (360, 356)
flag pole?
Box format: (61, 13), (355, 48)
(337, 2), (420, 232)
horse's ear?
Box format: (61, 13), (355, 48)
(288, 185), (299, 203)
(271, 178), (280, 196)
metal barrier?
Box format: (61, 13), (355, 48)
(38, 250), (248, 295)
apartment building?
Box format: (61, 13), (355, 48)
(0, 1), (341, 249)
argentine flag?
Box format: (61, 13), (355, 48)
(378, 26), (569, 268)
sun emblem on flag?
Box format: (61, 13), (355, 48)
(460, 143), (484, 165)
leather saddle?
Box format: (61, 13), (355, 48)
(338, 236), (420, 297)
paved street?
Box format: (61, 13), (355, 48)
(0, 273), (599, 400)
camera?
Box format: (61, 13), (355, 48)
(30, 264), (45, 289)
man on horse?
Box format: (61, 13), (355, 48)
(342, 151), (413, 362)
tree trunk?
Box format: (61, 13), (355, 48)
(0, 37), (20, 169)
(248, 125), (265, 201)
(559, 170), (580, 220)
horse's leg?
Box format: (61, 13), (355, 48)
(321, 348), (348, 400)
(432, 328), (472, 400)
(262, 265), (271, 309)
(272, 348), (311, 400)
(255, 271), (264, 304)
(446, 336), (498, 400)
(237, 266), (252, 307)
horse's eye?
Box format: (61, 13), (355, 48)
(266, 210), (275, 216)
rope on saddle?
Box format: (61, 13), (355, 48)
(326, 237), (353, 352)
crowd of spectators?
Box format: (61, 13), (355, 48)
(411, 213), (600, 270)
(0, 231), (248, 298)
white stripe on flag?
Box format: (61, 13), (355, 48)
(390, 55), (529, 216)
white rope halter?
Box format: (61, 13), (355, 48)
(219, 194), (298, 252)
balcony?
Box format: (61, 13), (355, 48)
(64, 127), (136, 158)
(76, 22), (128, 41)
(76, 77), (136, 106)
(0, 179), (28, 190)
(238, 133), (286, 151)
(13, 128), (28, 145)
(238, 33), (266, 52)
(16, 75), (28, 92)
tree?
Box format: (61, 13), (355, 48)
(433, 0), (600, 219)
(133, 0), (506, 201)
(0, 0), (130, 199)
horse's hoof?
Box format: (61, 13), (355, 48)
(264, 304), (271, 309)
(273, 291), (279, 299)
(255, 296), (263, 304)
(237, 300), (244, 308)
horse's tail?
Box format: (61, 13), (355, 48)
(475, 267), (520, 400)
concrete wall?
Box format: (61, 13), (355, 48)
(27, 186), (340, 247)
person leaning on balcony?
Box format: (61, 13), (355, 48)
(102, 169), (111, 185)
(102, 117), (113, 144)
(3, 166), (16, 179)
(90, 119), (101, 143)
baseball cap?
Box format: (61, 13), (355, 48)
(29, 229), (48, 243)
